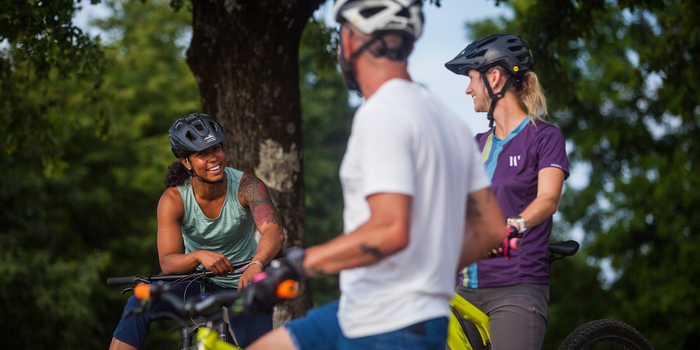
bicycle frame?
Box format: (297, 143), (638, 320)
(447, 240), (580, 350)
(108, 262), (251, 348)
(192, 326), (242, 350)
(447, 294), (490, 350)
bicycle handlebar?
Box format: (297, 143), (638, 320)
(107, 249), (291, 286)
(106, 276), (137, 286)
(106, 260), (253, 286)
(132, 276), (299, 319)
(142, 283), (243, 318)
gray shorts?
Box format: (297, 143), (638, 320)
(452, 284), (549, 350)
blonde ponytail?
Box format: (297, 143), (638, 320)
(487, 67), (549, 123)
(519, 71), (548, 122)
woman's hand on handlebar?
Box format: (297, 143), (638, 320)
(196, 250), (235, 277)
(238, 262), (263, 290)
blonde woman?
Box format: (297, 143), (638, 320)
(445, 34), (569, 350)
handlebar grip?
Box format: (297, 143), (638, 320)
(134, 284), (151, 299)
(276, 280), (300, 299)
(107, 276), (137, 286)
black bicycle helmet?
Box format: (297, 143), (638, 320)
(445, 33), (533, 78)
(445, 34), (533, 128)
(169, 113), (228, 159)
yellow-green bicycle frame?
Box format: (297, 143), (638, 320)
(447, 293), (491, 350)
(191, 326), (242, 350)
(193, 293), (488, 350)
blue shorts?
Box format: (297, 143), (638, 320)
(284, 300), (448, 350)
(113, 281), (272, 349)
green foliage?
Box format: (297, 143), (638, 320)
(468, 0), (700, 348)
(1, 0), (105, 174)
(0, 0), (102, 77)
(299, 18), (354, 306)
(0, 1), (352, 347)
(0, 0), (199, 348)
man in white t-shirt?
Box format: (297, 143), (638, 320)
(249, 1), (506, 349)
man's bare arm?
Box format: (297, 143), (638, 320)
(303, 193), (411, 277)
(459, 187), (507, 269)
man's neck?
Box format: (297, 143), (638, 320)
(356, 61), (411, 99)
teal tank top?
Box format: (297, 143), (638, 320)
(176, 167), (257, 289)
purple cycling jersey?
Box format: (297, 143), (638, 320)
(459, 119), (569, 288)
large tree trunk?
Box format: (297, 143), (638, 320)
(187, 0), (324, 324)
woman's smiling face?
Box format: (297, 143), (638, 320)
(182, 143), (225, 181)
(466, 69), (491, 113)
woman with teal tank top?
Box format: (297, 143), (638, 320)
(445, 34), (569, 350)
(110, 114), (285, 350)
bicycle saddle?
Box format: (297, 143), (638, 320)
(548, 240), (580, 256)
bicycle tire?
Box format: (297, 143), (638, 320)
(557, 319), (654, 350)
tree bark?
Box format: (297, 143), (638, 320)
(187, 0), (324, 324)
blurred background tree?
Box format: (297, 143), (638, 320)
(1, 0), (200, 348)
(468, 0), (700, 348)
(0, 0), (349, 348)
(298, 18), (354, 306)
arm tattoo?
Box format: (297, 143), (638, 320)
(360, 244), (384, 260)
(466, 195), (483, 218)
(310, 267), (330, 276)
(239, 175), (282, 227)
(466, 188), (493, 218)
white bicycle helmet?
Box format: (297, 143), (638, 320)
(333, 0), (424, 40)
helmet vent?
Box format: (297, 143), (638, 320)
(209, 122), (219, 132)
(185, 131), (197, 142)
(175, 122), (182, 130)
(508, 45), (527, 52)
(468, 50), (487, 59)
(396, 7), (410, 18)
(360, 7), (385, 18)
(476, 37), (499, 49)
(192, 121), (205, 132)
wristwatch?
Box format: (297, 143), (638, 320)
(507, 215), (526, 232)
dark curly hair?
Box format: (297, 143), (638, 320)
(164, 161), (191, 188)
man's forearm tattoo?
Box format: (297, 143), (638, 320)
(467, 195), (482, 218)
(360, 244), (384, 260)
(467, 188), (494, 218)
(239, 175), (282, 227)
(310, 267), (329, 277)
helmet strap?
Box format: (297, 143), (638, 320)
(480, 71), (514, 129)
(339, 28), (364, 93)
(185, 158), (226, 195)
(339, 27), (403, 93)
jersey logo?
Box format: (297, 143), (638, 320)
(510, 155), (521, 167)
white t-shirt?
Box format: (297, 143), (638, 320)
(338, 79), (491, 337)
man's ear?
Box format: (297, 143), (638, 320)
(339, 26), (355, 60)
(339, 30), (349, 58)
